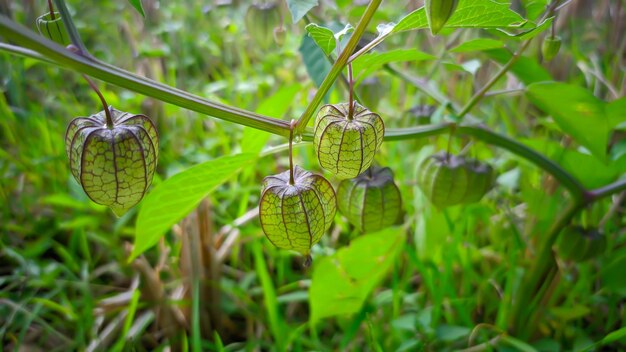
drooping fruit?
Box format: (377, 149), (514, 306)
(259, 166), (337, 255)
(542, 36), (562, 62)
(417, 152), (469, 208)
(556, 226), (607, 262)
(425, 0), (459, 35)
(245, 3), (281, 50)
(65, 107), (159, 216)
(36, 11), (70, 45)
(313, 102), (385, 179)
(337, 166), (402, 233)
(461, 158), (495, 204)
(417, 152), (495, 208)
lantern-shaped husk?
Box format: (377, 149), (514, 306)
(461, 158), (495, 203)
(417, 152), (469, 208)
(313, 102), (384, 179)
(337, 167), (402, 233)
(259, 166), (336, 255)
(556, 226), (607, 262)
(65, 107), (159, 216)
(417, 152), (495, 208)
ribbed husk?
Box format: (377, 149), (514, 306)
(65, 107), (159, 216)
(313, 103), (385, 179)
(337, 167), (402, 233)
(259, 166), (337, 255)
(417, 152), (494, 208)
(556, 226), (607, 262)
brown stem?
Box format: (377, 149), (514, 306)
(47, 0), (56, 20)
(288, 119), (296, 185)
(347, 63), (355, 120)
(82, 74), (114, 128)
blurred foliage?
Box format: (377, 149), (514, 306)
(0, 0), (625, 351)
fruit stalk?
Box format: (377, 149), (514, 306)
(347, 63), (355, 120)
(82, 74), (114, 128)
(295, 0), (382, 133)
(47, 0), (56, 20)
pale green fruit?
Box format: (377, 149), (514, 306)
(417, 152), (469, 208)
(259, 166), (336, 255)
(461, 158), (495, 204)
(65, 107), (159, 216)
(313, 103), (385, 180)
(337, 167), (402, 233)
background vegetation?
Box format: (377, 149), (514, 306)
(1, 0), (625, 351)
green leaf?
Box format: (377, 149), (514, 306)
(309, 227), (405, 323)
(449, 38), (504, 53)
(286, 0), (319, 23)
(393, 0), (525, 34)
(522, 139), (624, 188)
(304, 23), (353, 56)
(601, 327), (626, 344)
(523, 0), (549, 20)
(304, 24), (336, 56)
(352, 49), (436, 83)
(497, 17), (554, 40)
(527, 82), (610, 161)
(127, 0), (145, 17)
(299, 33), (333, 93)
(607, 97), (626, 128)
(131, 153), (256, 260)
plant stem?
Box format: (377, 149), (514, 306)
(288, 120), (296, 185)
(348, 33), (388, 63)
(347, 63), (354, 120)
(457, 40), (532, 119)
(509, 200), (585, 337)
(82, 74), (114, 127)
(294, 0), (382, 133)
(52, 0), (91, 59)
(457, 0), (563, 120)
(378, 123), (587, 200)
(590, 178), (626, 201)
(47, 0), (56, 20)
(0, 15), (292, 136)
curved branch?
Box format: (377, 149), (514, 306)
(373, 123), (587, 200)
(0, 15), (291, 137)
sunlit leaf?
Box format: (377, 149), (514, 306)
(497, 17), (554, 40)
(393, 0), (525, 34)
(527, 82), (611, 161)
(352, 49), (436, 83)
(309, 227), (405, 322)
(304, 24), (336, 56)
(523, 139), (625, 188)
(449, 38), (504, 53)
(131, 153), (256, 260)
